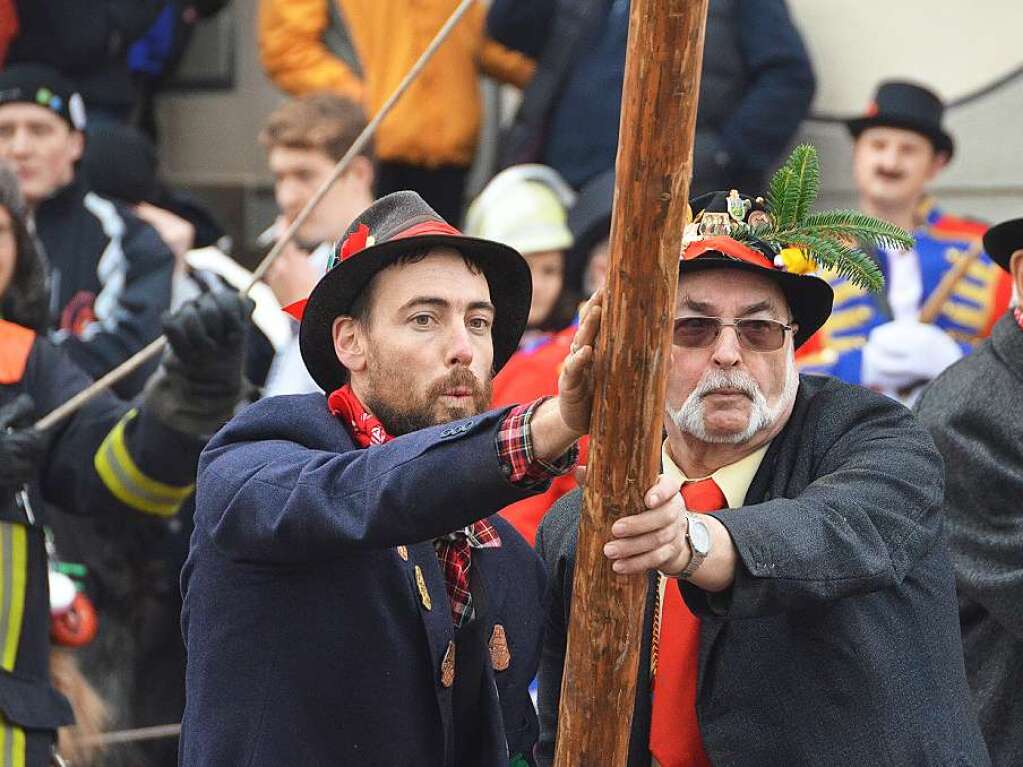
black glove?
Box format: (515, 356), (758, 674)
(145, 291), (255, 435)
(162, 290), (255, 393)
(0, 394), (50, 490)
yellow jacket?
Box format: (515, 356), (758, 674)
(258, 0), (535, 168)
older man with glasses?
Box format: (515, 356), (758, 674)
(534, 185), (989, 766)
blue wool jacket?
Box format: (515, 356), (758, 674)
(180, 394), (547, 766)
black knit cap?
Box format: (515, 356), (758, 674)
(81, 123), (159, 203)
(983, 217), (1023, 273)
(0, 64), (87, 131)
(846, 81), (954, 158)
(294, 191), (533, 392)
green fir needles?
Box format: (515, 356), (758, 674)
(736, 145), (912, 292)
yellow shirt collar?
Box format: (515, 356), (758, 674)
(661, 439), (770, 508)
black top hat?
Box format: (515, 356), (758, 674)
(680, 191), (834, 348)
(289, 191), (533, 392)
(846, 80), (954, 158)
(983, 217), (1023, 273)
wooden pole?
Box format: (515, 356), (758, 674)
(553, 1), (709, 764)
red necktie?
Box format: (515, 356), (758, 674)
(649, 477), (726, 767)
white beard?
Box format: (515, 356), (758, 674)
(666, 357), (799, 444)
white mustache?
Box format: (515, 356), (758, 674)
(692, 369), (760, 400)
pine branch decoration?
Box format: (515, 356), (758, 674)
(729, 144), (914, 293)
(766, 144), (819, 229)
(778, 233), (885, 292)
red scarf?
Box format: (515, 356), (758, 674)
(327, 384), (499, 625)
(327, 385), (391, 447)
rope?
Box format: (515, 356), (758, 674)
(33, 0), (477, 433)
(807, 64), (1023, 125)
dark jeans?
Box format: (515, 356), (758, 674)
(375, 161), (469, 226)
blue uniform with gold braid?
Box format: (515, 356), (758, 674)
(801, 200), (1012, 383)
(0, 320), (204, 766)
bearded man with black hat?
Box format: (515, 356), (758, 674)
(179, 190), (685, 765)
(914, 217), (1023, 767)
(535, 147), (990, 766)
(0, 63), (175, 397)
(802, 81), (1012, 405)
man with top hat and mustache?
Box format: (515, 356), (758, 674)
(799, 81), (1012, 405)
(535, 148), (990, 766)
(179, 190), (686, 765)
(915, 217), (1023, 767)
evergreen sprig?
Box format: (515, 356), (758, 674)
(728, 144), (913, 293)
(796, 210), (915, 252)
(771, 233), (884, 292)
(766, 144), (819, 229)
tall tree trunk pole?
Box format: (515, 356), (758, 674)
(554, 1), (709, 764)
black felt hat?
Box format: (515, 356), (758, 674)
(846, 81), (954, 158)
(680, 191), (834, 348)
(288, 191), (533, 392)
(0, 64), (87, 131)
(983, 217), (1023, 272)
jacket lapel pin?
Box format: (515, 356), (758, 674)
(414, 565), (432, 611)
(441, 640), (456, 688)
(489, 624), (511, 671)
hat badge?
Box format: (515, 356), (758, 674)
(327, 224), (376, 270)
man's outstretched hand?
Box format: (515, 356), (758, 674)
(557, 289), (603, 436)
(529, 290), (603, 462)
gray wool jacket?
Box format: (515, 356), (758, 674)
(537, 374), (990, 766)
(916, 313), (1023, 767)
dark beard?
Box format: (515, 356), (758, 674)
(364, 365), (492, 437)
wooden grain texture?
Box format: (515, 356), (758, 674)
(553, 0), (709, 764)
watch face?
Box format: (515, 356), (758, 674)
(689, 518), (711, 555)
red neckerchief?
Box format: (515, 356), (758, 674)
(327, 384), (500, 625)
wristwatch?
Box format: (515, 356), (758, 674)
(679, 513), (711, 580)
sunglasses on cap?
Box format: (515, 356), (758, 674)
(672, 316), (793, 352)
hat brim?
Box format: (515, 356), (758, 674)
(846, 116), (955, 159)
(983, 218), (1023, 272)
(678, 256), (834, 349)
(299, 234), (533, 392)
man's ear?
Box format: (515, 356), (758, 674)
(67, 129), (85, 164)
(1010, 250), (1023, 304)
(332, 316), (367, 373)
(927, 150), (950, 180)
(348, 155), (375, 192)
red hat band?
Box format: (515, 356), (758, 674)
(283, 219), (465, 321)
(682, 236), (774, 270)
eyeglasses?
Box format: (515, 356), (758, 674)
(672, 316), (793, 352)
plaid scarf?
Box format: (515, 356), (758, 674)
(328, 384), (501, 626)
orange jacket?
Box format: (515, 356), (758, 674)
(258, 0), (534, 168)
